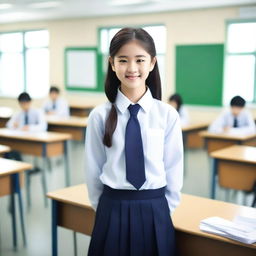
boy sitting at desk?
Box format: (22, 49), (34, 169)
(43, 86), (70, 118)
(208, 96), (256, 135)
(7, 92), (47, 132)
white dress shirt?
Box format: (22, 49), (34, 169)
(208, 109), (256, 135)
(6, 108), (47, 132)
(85, 88), (184, 214)
(179, 106), (189, 126)
(43, 98), (70, 117)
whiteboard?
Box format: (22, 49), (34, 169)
(65, 48), (97, 90)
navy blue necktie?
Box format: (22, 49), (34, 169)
(52, 101), (56, 110)
(125, 104), (146, 190)
(233, 117), (238, 128)
(24, 112), (29, 125)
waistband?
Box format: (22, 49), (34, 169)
(102, 185), (166, 200)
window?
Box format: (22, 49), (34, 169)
(223, 21), (256, 105)
(0, 30), (49, 98)
(99, 25), (166, 89)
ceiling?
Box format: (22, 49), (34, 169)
(0, 0), (255, 24)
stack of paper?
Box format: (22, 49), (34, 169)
(199, 216), (256, 244)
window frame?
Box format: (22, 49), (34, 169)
(224, 19), (256, 105)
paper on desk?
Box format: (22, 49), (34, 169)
(200, 216), (256, 244)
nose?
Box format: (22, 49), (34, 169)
(127, 61), (137, 73)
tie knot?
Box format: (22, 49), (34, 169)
(128, 104), (140, 116)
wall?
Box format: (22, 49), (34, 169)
(1, 6), (255, 121)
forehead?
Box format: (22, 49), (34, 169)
(115, 40), (150, 57)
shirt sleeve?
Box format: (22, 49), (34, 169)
(85, 109), (106, 211)
(28, 110), (47, 132)
(6, 113), (19, 129)
(164, 110), (184, 214)
(57, 99), (70, 117)
(208, 112), (226, 133)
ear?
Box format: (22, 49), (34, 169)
(109, 56), (116, 72)
(149, 56), (157, 72)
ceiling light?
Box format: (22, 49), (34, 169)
(28, 1), (61, 9)
(109, 0), (157, 6)
(0, 3), (13, 10)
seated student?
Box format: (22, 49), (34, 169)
(208, 95), (256, 134)
(7, 92), (47, 132)
(43, 86), (70, 117)
(169, 93), (189, 126)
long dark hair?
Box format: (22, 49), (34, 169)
(103, 27), (162, 147)
(169, 93), (183, 113)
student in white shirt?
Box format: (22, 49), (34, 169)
(7, 92), (47, 132)
(43, 86), (70, 117)
(85, 27), (183, 256)
(169, 93), (189, 126)
(208, 96), (256, 135)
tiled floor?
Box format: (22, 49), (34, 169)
(0, 142), (254, 256)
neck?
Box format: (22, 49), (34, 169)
(120, 85), (147, 103)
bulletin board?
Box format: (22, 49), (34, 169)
(65, 47), (102, 92)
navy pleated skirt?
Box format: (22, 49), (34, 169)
(88, 185), (177, 256)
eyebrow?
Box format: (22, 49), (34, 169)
(117, 55), (146, 58)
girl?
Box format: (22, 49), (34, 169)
(85, 27), (183, 256)
(169, 93), (189, 126)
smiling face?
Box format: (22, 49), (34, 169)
(110, 40), (156, 92)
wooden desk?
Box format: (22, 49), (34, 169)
(69, 103), (95, 117)
(47, 116), (87, 141)
(0, 107), (12, 128)
(0, 128), (72, 206)
(210, 145), (256, 199)
(182, 122), (209, 149)
(200, 131), (256, 154)
(47, 185), (256, 256)
(0, 158), (32, 249)
(0, 144), (10, 155)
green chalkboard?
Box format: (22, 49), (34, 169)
(175, 44), (224, 106)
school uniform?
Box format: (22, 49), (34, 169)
(85, 88), (183, 256)
(178, 106), (189, 126)
(43, 98), (70, 117)
(208, 109), (256, 135)
(6, 108), (47, 132)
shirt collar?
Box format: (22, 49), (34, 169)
(115, 87), (153, 114)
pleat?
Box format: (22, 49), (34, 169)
(88, 196), (113, 256)
(140, 200), (157, 256)
(129, 201), (145, 256)
(151, 197), (176, 256)
(103, 200), (121, 256)
(119, 200), (130, 256)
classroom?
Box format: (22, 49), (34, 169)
(0, 0), (256, 255)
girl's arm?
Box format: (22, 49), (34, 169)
(164, 111), (184, 214)
(85, 109), (106, 211)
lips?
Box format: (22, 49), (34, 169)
(125, 75), (140, 80)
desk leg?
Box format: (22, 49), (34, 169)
(13, 173), (27, 247)
(52, 200), (58, 256)
(64, 141), (70, 186)
(73, 232), (78, 256)
(42, 144), (48, 207)
(10, 179), (17, 250)
(211, 158), (218, 199)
